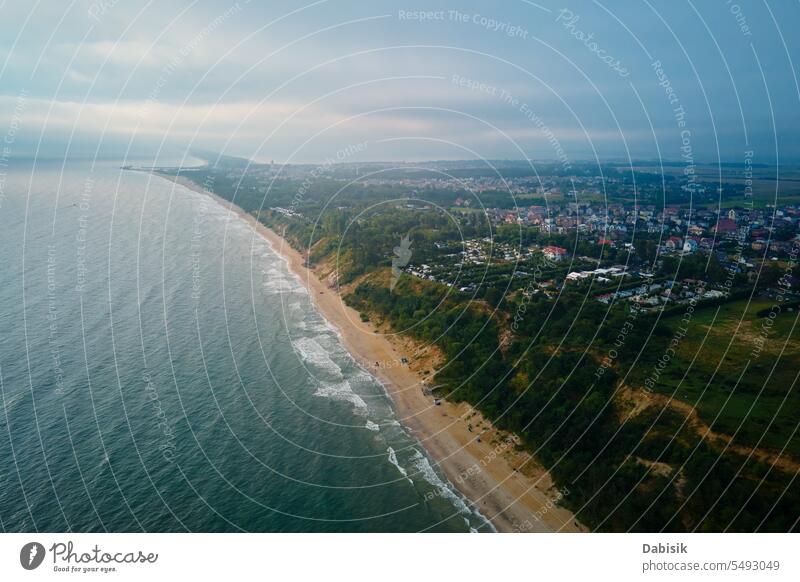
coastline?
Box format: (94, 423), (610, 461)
(156, 172), (585, 533)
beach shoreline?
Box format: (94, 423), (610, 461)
(154, 171), (586, 533)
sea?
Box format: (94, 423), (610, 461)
(0, 158), (491, 532)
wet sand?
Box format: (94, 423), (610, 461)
(156, 172), (586, 533)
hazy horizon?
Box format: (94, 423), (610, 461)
(1, 1), (799, 165)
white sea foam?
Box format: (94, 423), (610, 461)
(410, 449), (496, 532)
(349, 371), (378, 387)
(292, 337), (343, 378)
(387, 447), (412, 484)
(306, 321), (332, 333)
(314, 381), (368, 412)
(365, 420), (380, 432)
(263, 279), (303, 294)
(262, 267), (306, 295)
(311, 318), (336, 334)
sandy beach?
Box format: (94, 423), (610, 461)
(157, 172), (585, 533)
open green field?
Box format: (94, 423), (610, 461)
(715, 193), (800, 209)
(637, 298), (800, 457)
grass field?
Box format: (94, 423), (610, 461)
(637, 298), (800, 457)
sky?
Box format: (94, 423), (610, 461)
(1, 0), (798, 165)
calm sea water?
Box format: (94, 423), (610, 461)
(0, 159), (489, 532)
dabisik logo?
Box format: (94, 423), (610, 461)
(20, 542), (46, 570)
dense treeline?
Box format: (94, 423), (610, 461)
(350, 278), (799, 531)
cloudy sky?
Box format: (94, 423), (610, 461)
(1, 0), (798, 164)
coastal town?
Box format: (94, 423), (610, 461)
(398, 197), (799, 311)
(211, 158), (800, 314)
